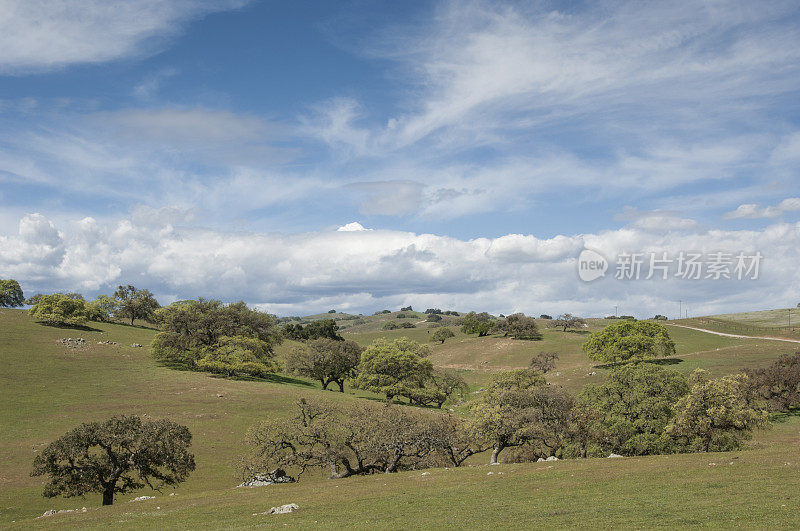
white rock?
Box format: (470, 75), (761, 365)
(130, 495), (155, 502)
(266, 503), (299, 515)
(421, 472), (430, 476)
(608, 453), (623, 458)
(546, 456), (559, 461)
(536, 457), (546, 462)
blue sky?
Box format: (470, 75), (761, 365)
(1, 0), (799, 317)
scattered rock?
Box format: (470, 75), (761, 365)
(545, 456), (559, 461)
(97, 340), (118, 345)
(489, 462), (500, 466)
(421, 472), (431, 476)
(130, 496), (155, 502)
(238, 468), (296, 488)
(487, 472), (494, 475)
(587, 371), (597, 376)
(216, 393), (224, 398)
(536, 457), (546, 463)
(608, 453), (623, 458)
(36, 507), (87, 519)
(130, 343), (143, 348)
(254, 503), (300, 515)
(57, 338), (86, 348)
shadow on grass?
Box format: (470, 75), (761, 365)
(39, 322), (103, 333)
(770, 408), (800, 424)
(109, 321), (160, 331)
(154, 359), (315, 387)
(593, 357), (684, 369)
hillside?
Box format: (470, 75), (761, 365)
(1, 308), (799, 528)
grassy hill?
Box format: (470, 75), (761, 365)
(1, 307), (799, 528)
(673, 307), (800, 340)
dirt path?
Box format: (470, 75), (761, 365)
(667, 324), (800, 344)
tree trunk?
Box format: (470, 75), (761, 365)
(490, 444), (505, 464)
(102, 487), (114, 506)
(130, 316), (135, 326)
(337, 380), (345, 392)
(321, 379), (329, 390)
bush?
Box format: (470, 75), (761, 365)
(383, 321), (399, 330)
(29, 293), (89, 326)
(426, 313), (442, 322)
(400, 321), (416, 328)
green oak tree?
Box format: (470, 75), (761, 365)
(667, 370), (769, 452)
(32, 416), (194, 506)
(431, 327), (455, 344)
(460, 311), (494, 336)
(0, 279), (24, 307)
(285, 338), (363, 391)
(114, 285), (160, 326)
(582, 320), (675, 363)
(352, 337), (433, 401)
(579, 364), (688, 455)
(28, 293), (89, 326)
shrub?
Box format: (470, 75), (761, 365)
(29, 293), (89, 326)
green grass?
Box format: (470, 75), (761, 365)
(2, 307), (800, 528)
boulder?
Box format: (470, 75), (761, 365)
(608, 453), (623, 458)
(546, 456), (559, 461)
(238, 468), (295, 488)
(253, 503), (299, 515)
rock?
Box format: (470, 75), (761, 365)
(254, 503), (299, 515)
(130, 343), (143, 347)
(587, 371), (597, 376)
(421, 472), (431, 476)
(130, 495), (155, 502)
(489, 462), (500, 466)
(38, 510), (57, 518)
(487, 472), (494, 475)
(536, 457), (546, 462)
(546, 456), (559, 461)
(608, 453), (623, 458)
(238, 468), (296, 488)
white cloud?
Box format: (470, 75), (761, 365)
(2, 213), (798, 318)
(0, 0), (249, 74)
(724, 198), (800, 219)
(337, 222), (371, 232)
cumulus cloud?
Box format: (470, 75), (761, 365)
(2, 213), (798, 318)
(0, 0), (250, 74)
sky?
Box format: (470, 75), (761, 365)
(1, 0), (799, 318)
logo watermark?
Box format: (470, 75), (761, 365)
(577, 250), (763, 282)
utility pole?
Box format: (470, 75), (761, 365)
(615, 305), (618, 317)
(679, 300), (682, 320)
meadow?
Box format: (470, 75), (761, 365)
(1, 307), (798, 528)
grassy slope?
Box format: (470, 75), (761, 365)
(2, 308), (799, 528)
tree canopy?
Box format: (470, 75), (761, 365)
(494, 313), (542, 340)
(114, 285), (160, 326)
(244, 399), (444, 479)
(0, 279), (24, 308)
(551, 313), (587, 332)
(285, 338), (363, 391)
(28, 293), (89, 326)
(470, 369), (571, 463)
(579, 364), (688, 456)
(152, 299), (282, 378)
(352, 337), (434, 402)
(460, 311), (494, 336)
(431, 327), (455, 343)
(582, 320), (676, 363)
(283, 319), (343, 341)
(31, 416), (195, 506)
(667, 370), (768, 452)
